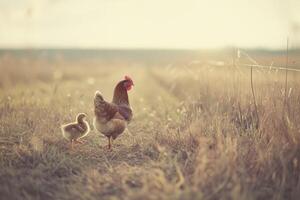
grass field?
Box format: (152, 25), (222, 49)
(0, 50), (300, 200)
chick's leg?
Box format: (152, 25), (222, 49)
(75, 139), (84, 144)
(70, 139), (74, 149)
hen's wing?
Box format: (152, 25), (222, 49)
(117, 105), (133, 122)
(94, 91), (119, 122)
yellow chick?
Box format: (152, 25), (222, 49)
(61, 113), (90, 149)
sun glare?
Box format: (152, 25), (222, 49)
(0, 0), (299, 49)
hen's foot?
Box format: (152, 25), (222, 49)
(103, 145), (113, 151)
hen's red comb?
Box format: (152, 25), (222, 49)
(124, 75), (132, 81)
(124, 75), (134, 86)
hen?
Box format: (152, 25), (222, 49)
(93, 76), (134, 149)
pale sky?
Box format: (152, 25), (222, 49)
(0, 0), (299, 49)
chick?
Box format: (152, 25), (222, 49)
(61, 113), (90, 149)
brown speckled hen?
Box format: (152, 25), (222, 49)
(93, 76), (133, 149)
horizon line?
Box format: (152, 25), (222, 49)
(0, 46), (299, 52)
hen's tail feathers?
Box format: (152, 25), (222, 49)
(95, 90), (104, 101)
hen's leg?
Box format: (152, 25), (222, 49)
(108, 137), (112, 149)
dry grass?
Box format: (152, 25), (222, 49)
(0, 51), (300, 200)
